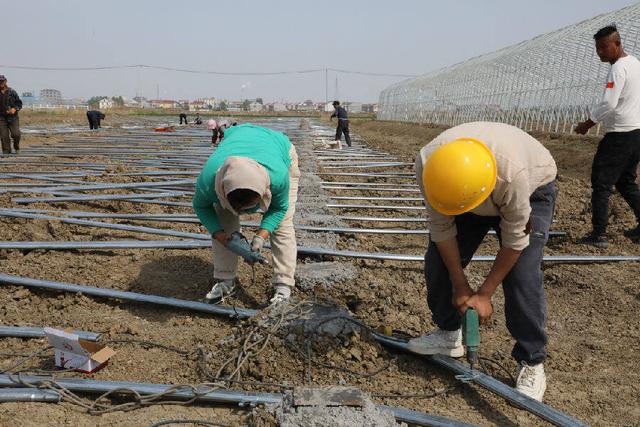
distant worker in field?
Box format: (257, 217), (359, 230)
(193, 124), (300, 305)
(411, 122), (557, 401)
(0, 75), (22, 155)
(194, 113), (203, 125)
(330, 100), (352, 147)
(179, 112), (188, 125)
(574, 25), (640, 248)
(216, 119), (231, 143)
(207, 119), (219, 146)
(86, 110), (105, 130)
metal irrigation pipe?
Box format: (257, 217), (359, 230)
(338, 215), (427, 222)
(316, 172), (415, 178)
(326, 204), (426, 210)
(321, 163), (412, 169)
(0, 326), (100, 341)
(0, 375), (475, 426)
(323, 186), (421, 193)
(0, 274), (584, 426)
(0, 241), (633, 263)
(373, 335), (587, 427)
(0, 388), (61, 403)
(0, 274), (251, 318)
(12, 192), (185, 204)
(320, 181), (418, 187)
(26, 179), (195, 194)
(329, 196), (424, 202)
(0, 374), (282, 407)
(0, 210), (208, 240)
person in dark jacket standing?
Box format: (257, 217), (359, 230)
(330, 100), (352, 147)
(86, 110), (106, 130)
(0, 75), (22, 155)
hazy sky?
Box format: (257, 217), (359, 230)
(2, 0), (636, 103)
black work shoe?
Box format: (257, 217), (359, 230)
(579, 233), (609, 249)
(623, 225), (640, 240)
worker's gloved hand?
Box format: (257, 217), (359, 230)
(251, 235), (266, 252)
(227, 232), (268, 264)
(7, 108), (16, 115)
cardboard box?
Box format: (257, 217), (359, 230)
(44, 327), (115, 373)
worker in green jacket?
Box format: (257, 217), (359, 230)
(193, 124), (300, 304)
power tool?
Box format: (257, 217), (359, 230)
(226, 232), (268, 265)
(462, 308), (480, 370)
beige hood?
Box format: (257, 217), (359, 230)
(214, 156), (272, 215)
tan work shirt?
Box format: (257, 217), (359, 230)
(415, 122), (557, 250)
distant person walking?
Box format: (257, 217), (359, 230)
(179, 113), (188, 125)
(86, 110), (106, 130)
(0, 75), (22, 155)
(574, 25), (640, 247)
(330, 100), (352, 147)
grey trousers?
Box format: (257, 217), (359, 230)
(425, 180), (557, 364)
(0, 115), (20, 154)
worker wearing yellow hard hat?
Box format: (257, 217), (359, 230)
(409, 121), (558, 402)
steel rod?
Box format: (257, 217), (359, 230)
(0, 274), (251, 318)
(0, 242), (631, 263)
(323, 186), (421, 193)
(0, 388), (61, 403)
(12, 192), (185, 204)
(326, 204), (426, 210)
(374, 335), (587, 427)
(329, 196), (424, 202)
(0, 374), (282, 407)
(0, 374), (475, 426)
(338, 216), (427, 222)
(0, 326), (100, 341)
(0, 210), (208, 240)
(25, 179), (195, 193)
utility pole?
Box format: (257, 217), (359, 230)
(325, 68), (328, 107)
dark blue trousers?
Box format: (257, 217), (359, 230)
(425, 181), (557, 364)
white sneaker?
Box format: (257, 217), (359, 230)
(406, 328), (464, 357)
(269, 283), (292, 304)
(205, 279), (236, 304)
(516, 362), (546, 401)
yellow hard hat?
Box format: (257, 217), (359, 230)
(422, 138), (497, 216)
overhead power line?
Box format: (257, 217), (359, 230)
(0, 64), (418, 78)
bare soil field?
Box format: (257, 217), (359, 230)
(0, 117), (637, 426)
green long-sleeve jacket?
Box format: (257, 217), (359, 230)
(192, 124), (292, 234)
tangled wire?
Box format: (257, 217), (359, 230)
(0, 299), (515, 415)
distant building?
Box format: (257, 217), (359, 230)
(267, 102), (287, 112)
(345, 102), (363, 113)
(98, 98), (114, 109)
(22, 91), (34, 98)
(149, 99), (179, 109)
(362, 103), (378, 113)
(226, 101), (243, 112)
(249, 101), (264, 112)
(40, 89), (63, 105)
(190, 98), (216, 111)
